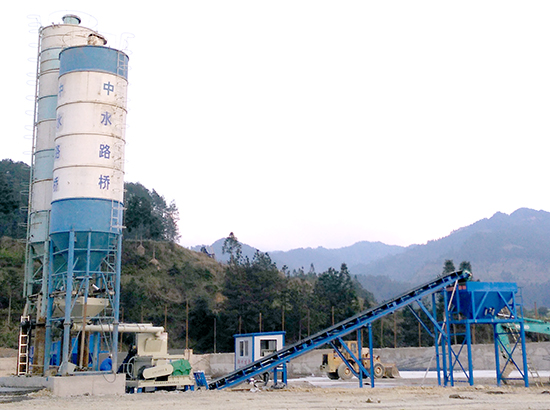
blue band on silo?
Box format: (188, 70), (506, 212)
(50, 198), (123, 234)
(37, 96), (58, 121)
(33, 150), (55, 181)
(59, 46), (129, 79)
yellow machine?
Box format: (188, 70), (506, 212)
(320, 340), (399, 380)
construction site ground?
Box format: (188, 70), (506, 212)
(1, 371), (550, 409)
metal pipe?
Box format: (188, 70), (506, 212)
(112, 234), (123, 370)
(60, 230), (76, 374)
(73, 323), (165, 336)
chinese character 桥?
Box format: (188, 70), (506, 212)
(98, 175), (110, 190)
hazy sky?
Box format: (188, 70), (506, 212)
(4, 1), (550, 251)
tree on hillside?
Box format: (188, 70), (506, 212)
(221, 232), (243, 265)
(459, 261), (472, 272)
(283, 276), (317, 342)
(442, 259), (456, 274)
(150, 189), (180, 242)
(0, 237), (26, 347)
(0, 175), (18, 215)
(0, 160), (30, 239)
(442, 259), (472, 274)
(435, 259), (458, 320)
(219, 235), (285, 350)
(188, 296), (216, 352)
(313, 263), (360, 327)
(352, 275), (376, 311)
(124, 182), (180, 242)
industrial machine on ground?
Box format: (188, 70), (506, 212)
(507, 316), (550, 338)
(73, 323), (194, 392)
(320, 340), (399, 380)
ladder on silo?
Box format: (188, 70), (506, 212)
(110, 200), (125, 232)
(17, 316), (31, 375)
(117, 51), (128, 78)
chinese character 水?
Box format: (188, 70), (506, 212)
(101, 111), (112, 126)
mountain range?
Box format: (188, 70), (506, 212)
(195, 208), (550, 308)
(195, 239), (404, 273)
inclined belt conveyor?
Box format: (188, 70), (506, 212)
(208, 270), (471, 390)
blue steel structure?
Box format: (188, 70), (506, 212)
(209, 272), (530, 390)
(441, 281), (528, 386)
(208, 270), (472, 390)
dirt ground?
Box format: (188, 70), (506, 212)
(2, 346), (549, 409)
(1, 383), (550, 410)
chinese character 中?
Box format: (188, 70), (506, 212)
(101, 111), (112, 126)
(103, 82), (114, 95)
(99, 144), (111, 159)
(98, 175), (110, 190)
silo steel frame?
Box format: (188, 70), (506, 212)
(23, 15), (108, 375)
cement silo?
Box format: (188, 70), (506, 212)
(23, 15), (107, 375)
(21, 14), (128, 376)
(46, 44), (128, 374)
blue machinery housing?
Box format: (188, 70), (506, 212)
(209, 270), (529, 390)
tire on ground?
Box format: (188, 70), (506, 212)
(337, 363), (353, 380)
(373, 362), (385, 379)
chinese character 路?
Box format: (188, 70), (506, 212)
(99, 144), (111, 159)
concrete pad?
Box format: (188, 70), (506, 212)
(0, 376), (50, 389)
(0, 374), (125, 396)
(50, 374), (125, 396)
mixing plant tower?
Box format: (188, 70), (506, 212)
(21, 14), (128, 376)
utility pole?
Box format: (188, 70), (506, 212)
(185, 300), (189, 354)
(393, 313), (397, 348)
